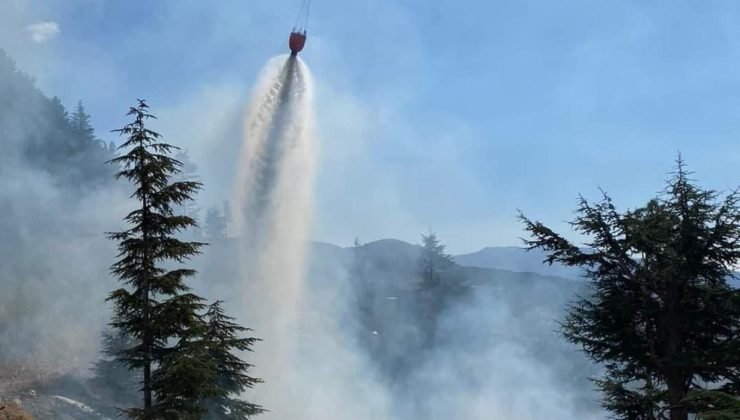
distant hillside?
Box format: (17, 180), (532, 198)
(307, 238), (582, 290)
(195, 237), (585, 322)
(0, 49), (123, 419)
(301, 238), (585, 354)
(306, 238), (584, 283)
(299, 238), (593, 410)
(454, 246), (584, 279)
(322, 239), (585, 280)
(0, 49), (115, 188)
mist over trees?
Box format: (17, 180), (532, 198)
(0, 48), (121, 372)
(0, 50), (264, 418)
(0, 50), (115, 189)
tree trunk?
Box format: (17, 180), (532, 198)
(143, 359), (151, 413)
(143, 285), (151, 415)
(666, 375), (688, 420)
(142, 188), (152, 416)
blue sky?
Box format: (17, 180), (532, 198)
(2, 0), (739, 253)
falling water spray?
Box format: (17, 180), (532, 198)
(232, 54), (317, 408)
(231, 54), (393, 420)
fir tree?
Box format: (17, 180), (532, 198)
(519, 158), (740, 420)
(416, 231), (457, 345)
(106, 99), (208, 419)
(69, 101), (95, 144)
(418, 231), (455, 290)
(152, 314), (214, 419)
(351, 238), (372, 326)
(174, 150), (202, 237)
(348, 238), (380, 340)
(686, 390), (740, 420)
(199, 301), (264, 419)
(91, 330), (143, 416)
(222, 200), (232, 237)
(204, 207), (226, 239)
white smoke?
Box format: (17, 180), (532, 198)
(221, 53), (605, 420)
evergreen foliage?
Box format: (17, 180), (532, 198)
(106, 99), (208, 419)
(520, 158), (740, 420)
(416, 232), (461, 345)
(173, 150), (202, 237)
(151, 306), (212, 420)
(199, 301), (264, 420)
(70, 101), (95, 142)
(418, 232), (455, 290)
(350, 238), (376, 333)
(204, 207), (227, 239)
(222, 201), (232, 237)
(91, 330), (143, 416)
(686, 390), (740, 420)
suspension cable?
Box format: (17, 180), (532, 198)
(293, 0), (311, 31)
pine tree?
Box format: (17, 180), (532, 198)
(106, 99), (208, 419)
(416, 231), (457, 345)
(349, 238), (378, 337)
(151, 313), (214, 419)
(91, 330), (143, 416)
(69, 101), (95, 144)
(204, 207), (226, 239)
(351, 238), (371, 320)
(686, 390), (740, 420)
(222, 200), (232, 237)
(47, 96), (69, 128)
(199, 301), (264, 420)
(174, 150), (202, 237)
(418, 231), (455, 290)
(519, 158), (740, 420)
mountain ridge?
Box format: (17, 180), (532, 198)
(307, 238), (582, 280)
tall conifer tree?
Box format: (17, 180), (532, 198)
(106, 100), (207, 419)
(418, 232), (455, 290)
(520, 158), (740, 420)
(69, 101), (95, 143)
(416, 232), (457, 345)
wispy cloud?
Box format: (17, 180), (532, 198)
(26, 21), (60, 43)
